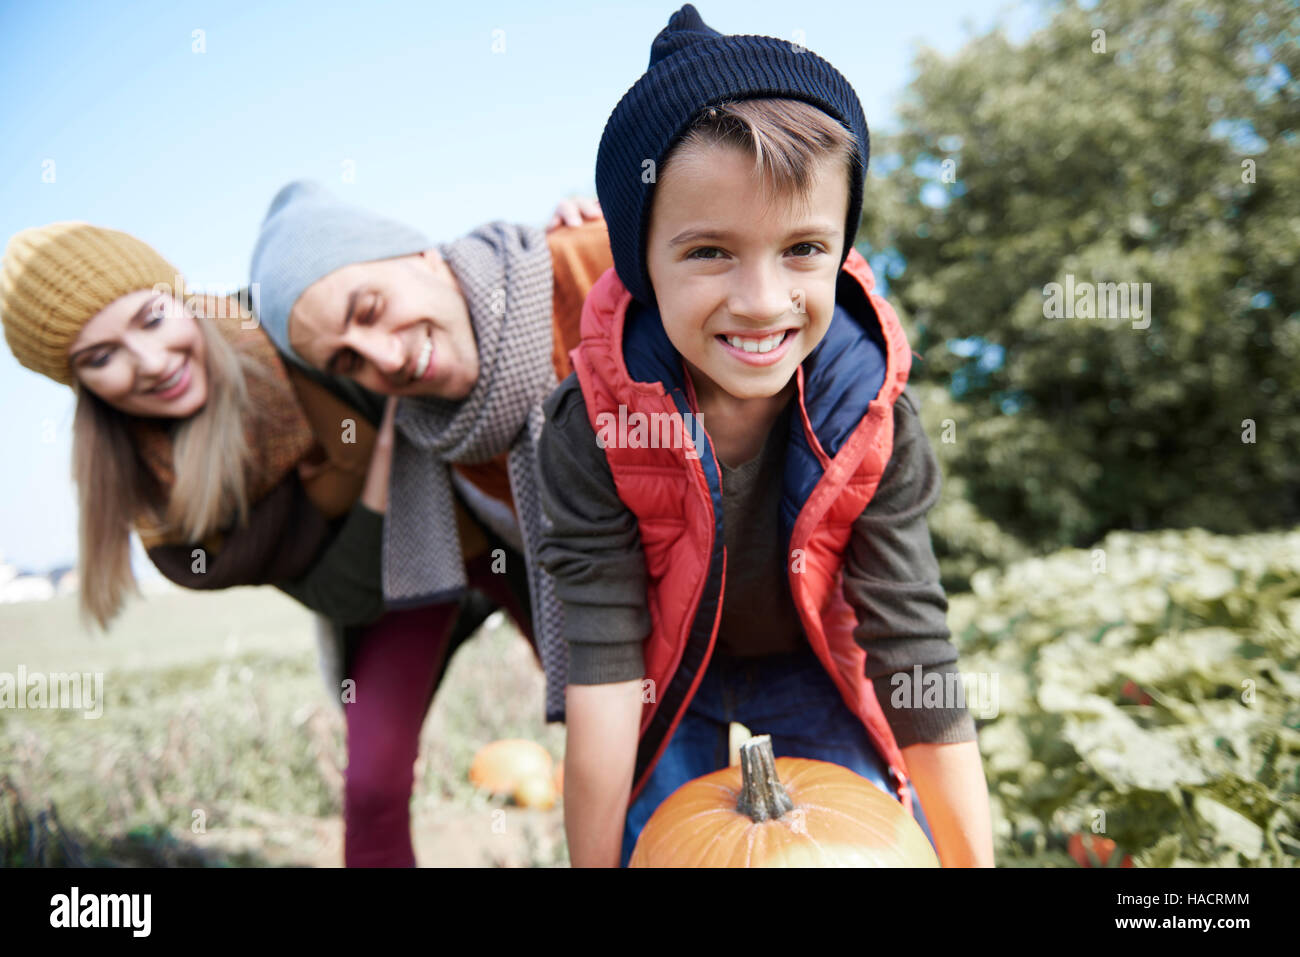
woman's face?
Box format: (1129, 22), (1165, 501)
(68, 289), (209, 418)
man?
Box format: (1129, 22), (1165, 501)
(251, 180), (611, 723)
(248, 182), (608, 866)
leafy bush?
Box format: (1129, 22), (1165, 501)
(949, 527), (1300, 866)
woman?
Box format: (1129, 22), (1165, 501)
(0, 218), (566, 865)
(0, 223), (391, 625)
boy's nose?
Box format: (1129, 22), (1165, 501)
(728, 262), (794, 324)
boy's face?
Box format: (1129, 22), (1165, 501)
(645, 142), (849, 403)
(287, 250), (479, 399)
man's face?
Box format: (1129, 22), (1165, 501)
(645, 142), (849, 404)
(288, 250), (479, 398)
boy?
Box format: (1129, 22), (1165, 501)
(537, 5), (994, 867)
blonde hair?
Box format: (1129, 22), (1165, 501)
(72, 313), (263, 629)
(665, 98), (858, 210)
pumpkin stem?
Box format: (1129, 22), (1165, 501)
(735, 735), (795, 822)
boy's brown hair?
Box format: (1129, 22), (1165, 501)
(594, 5), (870, 304)
(662, 98), (859, 212)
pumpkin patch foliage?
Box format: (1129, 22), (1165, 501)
(947, 527), (1300, 867)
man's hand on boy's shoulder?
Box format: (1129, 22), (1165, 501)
(545, 196), (603, 233)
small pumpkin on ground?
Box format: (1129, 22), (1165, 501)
(468, 739), (554, 796)
(513, 774), (557, 810)
(629, 734), (939, 867)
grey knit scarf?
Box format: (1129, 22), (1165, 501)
(384, 221), (567, 722)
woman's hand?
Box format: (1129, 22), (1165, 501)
(546, 195), (602, 233)
(360, 396), (398, 513)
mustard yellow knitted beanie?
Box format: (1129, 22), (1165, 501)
(0, 222), (185, 385)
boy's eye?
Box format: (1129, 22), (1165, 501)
(789, 242), (822, 257)
(143, 313), (163, 328)
(83, 349), (113, 369)
(686, 247), (725, 261)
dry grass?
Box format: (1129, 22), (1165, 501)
(0, 585), (566, 867)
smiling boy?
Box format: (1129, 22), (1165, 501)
(537, 5), (994, 867)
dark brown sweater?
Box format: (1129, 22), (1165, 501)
(143, 367), (391, 627)
(537, 374), (976, 748)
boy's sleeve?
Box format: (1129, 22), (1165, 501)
(537, 372), (650, 684)
(843, 386), (978, 748)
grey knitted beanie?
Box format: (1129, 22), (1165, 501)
(249, 180), (430, 365)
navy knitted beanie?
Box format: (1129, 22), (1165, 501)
(595, 4), (870, 306)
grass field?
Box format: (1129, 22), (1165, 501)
(4, 526), (1296, 868)
(0, 585), (567, 867)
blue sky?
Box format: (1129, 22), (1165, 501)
(0, 0), (1040, 571)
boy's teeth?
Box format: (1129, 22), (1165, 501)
(726, 331), (785, 354)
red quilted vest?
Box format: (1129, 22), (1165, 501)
(571, 249), (921, 818)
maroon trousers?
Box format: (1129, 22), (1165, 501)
(341, 552), (533, 867)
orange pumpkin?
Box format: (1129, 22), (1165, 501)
(513, 774), (557, 810)
(629, 735), (939, 867)
(468, 739), (553, 796)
